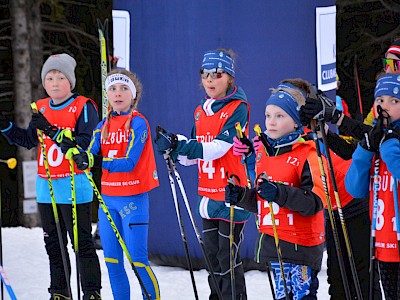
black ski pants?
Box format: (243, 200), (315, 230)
(325, 206), (382, 300)
(203, 218), (247, 300)
(38, 202), (101, 296)
(379, 261), (400, 300)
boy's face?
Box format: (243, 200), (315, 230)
(264, 104), (298, 139)
(44, 70), (72, 103)
(107, 83), (133, 114)
(374, 95), (400, 123)
(201, 70), (231, 99)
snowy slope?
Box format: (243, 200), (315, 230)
(1, 227), (330, 299)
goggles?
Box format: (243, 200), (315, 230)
(200, 68), (225, 79)
(382, 58), (400, 73)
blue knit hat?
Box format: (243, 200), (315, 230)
(374, 74), (400, 98)
(201, 50), (235, 77)
(265, 90), (302, 129)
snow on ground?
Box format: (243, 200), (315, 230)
(1, 226), (330, 299)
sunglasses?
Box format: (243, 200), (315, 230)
(382, 58), (400, 73)
(200, 68), (225, 79)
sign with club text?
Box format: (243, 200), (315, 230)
(316, 6), (336, 91)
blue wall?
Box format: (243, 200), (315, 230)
(113, 0), (335, 265)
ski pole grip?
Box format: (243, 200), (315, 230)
(254, 124), (262, 137)
(65, 147), (80, 160)
(235, 122), (243, 138)
(31, 102), (38, 113)
(63, 129), (73, 141)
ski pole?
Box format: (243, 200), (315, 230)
(169, 158), (223, 300)
(369, 150), (380, 300)
(68, 148), (152, 300)
(0, 157), (16, 300)
(162, 154), (199, 300)
(0, 265), (17, 300)
(0, 158), (17, 170)
(369, 105), (387, 300)
(393, 178), (400, 256)
(60, 130), (81, 299)
(265, 262), (276, 300)
(254, 124), (289, 300)
(224, 121), (251, 300)
(97, 18), (109, 119)
(31, 103), (73, 299)
(235, 122), (252, 188)
(310, 120), (351, 300)
(318, 120), (363, 300)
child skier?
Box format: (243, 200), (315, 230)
(72, 69), (160, 300)
(154, 49), (251, 299)
(0, 53), (101, 299)
(226, 86), (326, 300)
(276, 78), (381, 299)
(345, 73), (400, 300)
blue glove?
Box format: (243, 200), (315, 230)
(154, 126), (178, 154)
(256, 174), (278, 202)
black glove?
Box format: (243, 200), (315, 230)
(73, 152), (90, 170)
(59, 137), (77, 154)
(225, 183), (246, 205)
(55, 130), (77, 154)
(31, 112), (59, 139)
(360, 117), (385, 152)
(72, 152), (102, 170)
(383, 125), (400, 143)
(154, 126), (178, 155)
(0, 111), (10, 130)
(256, 173), (278, 202)
(300, 94), (342, 126)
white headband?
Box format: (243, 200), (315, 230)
(105, 73), (137, 99)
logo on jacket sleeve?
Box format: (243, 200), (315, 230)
(141, 130), (148, 143)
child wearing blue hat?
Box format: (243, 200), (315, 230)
(155, 49), (250, 299)
(226, 86), (326, 300)
(345, 74), (400, 300)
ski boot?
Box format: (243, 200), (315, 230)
(83, 291), (102, 300)
(50, 293), (71, 300)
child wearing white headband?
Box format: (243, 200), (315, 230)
(73, 69), (160, 299)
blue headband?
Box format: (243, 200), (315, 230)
(201, 51), (235, 77)
(266, 91), (302, 129)
(374, 74), (400, 98)
(276, 82), (307, 98)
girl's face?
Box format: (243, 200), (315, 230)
(374, 95), (400, 123)
(107, 83), (133, 114)
(201, 70), (231, 99)
(44, 71), (73, 104)
(265, 104), (298, 139)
